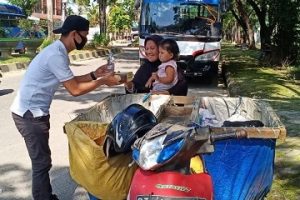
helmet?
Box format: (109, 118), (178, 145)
(103, 104), (158, 157)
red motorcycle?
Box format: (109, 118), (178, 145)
(128, 123), (246, 200)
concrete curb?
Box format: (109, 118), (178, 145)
(0, 47), (123, 73)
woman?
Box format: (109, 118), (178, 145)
(125, 35), (188, 96)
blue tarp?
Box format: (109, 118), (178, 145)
(0, 3), (25, 17)
(203, 139), (276, 200)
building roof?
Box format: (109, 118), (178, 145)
(0, 3), (26, 17)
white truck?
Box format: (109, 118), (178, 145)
(135, 0), (228, 84)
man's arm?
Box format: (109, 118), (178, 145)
(63, 74), (120, 96)
(74, 72), (95, 82)
(74, 64), (111, 82)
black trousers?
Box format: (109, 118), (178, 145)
(12, 111), (53, 200)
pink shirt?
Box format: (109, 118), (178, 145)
(153, 60), (178, 91)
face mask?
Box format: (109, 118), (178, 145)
(74, 32), (87, 50)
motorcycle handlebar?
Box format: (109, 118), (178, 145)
(194, 127), (248, 143)
(210, 130), (247, 142)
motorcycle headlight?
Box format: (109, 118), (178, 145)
(195, 50), (220, 62)
(157, 139), (184, 164)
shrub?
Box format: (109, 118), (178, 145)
(0, 27), (5, 37)
(92, 33), (110, 47)
(287, 66), (300, 80)
(38, 37), (54, 51)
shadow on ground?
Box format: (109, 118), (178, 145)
(0, 89), (14, 96)
(0, 164), (77, 200)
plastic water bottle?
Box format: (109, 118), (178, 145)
(107, 52), (115, 72)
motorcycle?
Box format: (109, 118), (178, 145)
(128, 123), (247, 200)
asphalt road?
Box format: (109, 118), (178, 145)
(0, 48), (227, 200)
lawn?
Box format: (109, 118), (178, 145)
(222, 43), (300, 200)
(0, 49), (98, 65)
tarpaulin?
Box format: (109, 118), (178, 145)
(203, 138), (276, 200)
(65, 121), (138, 200)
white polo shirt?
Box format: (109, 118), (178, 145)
(10, 40), (74, 117)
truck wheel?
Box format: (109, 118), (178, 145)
(210, 76), (219, 87)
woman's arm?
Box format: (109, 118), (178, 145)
(125, 63), (153, 93)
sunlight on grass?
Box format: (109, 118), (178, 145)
(0, 55), (32, 64)
(222, 43), (300, 200)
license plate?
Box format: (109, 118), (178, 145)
(137, 195), (206, 200)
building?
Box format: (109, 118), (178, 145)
(32, 0), (63, 21)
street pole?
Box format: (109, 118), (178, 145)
(47, 0), (54, 39)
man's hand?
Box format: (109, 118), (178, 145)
(101, 73), (121, 86)
(94, 64), (111, 78)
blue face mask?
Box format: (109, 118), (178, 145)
(74, 32), (87, 50)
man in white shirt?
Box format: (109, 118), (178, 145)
(10, 15), (121, 200)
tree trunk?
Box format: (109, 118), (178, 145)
(247, 0), (274, 50)
(47, 0), (54, 39)
(98, 0), (107, 36)
(235, 0), (255, 48)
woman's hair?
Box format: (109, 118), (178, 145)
(159, 39), (180, 60)
(144, 35), (164, 47)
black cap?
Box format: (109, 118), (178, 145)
(53, 15), (89, 34)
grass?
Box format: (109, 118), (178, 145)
(222, 42), (300, 200)
(0, 54), (32, 64)
(0, 48), (102, 65)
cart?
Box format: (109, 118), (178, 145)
(64, 94), (286, 200)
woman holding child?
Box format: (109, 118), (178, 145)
(125, 35), (188, 96)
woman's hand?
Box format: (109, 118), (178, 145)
(94, 64), (111, 78)
(145, 72), (158, 88)
(125, 81), (134, 91)
(145, 77), (154, 88)
(151, 72), (158, 81)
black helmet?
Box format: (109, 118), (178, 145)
(103, 104), (158, 157)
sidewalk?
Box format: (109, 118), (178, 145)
(0, 47), (122, 73)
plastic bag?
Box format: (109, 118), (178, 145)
(64, 121), (137, 200)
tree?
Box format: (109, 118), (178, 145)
(47, 0), (54, 38)
(8, 0), (39, 17)
(246, 0), (278, 51)
(230, 0), (256, 49)
(87, 4), (100, 27)
(273, 0), (300, 64)
(108, 0), (135, 37)
(98, 0), (107, 35)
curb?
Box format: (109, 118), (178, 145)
(0, 47), (123, 73)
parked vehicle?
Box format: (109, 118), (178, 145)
(134, 0), (229, 84)
(128, 123), (246, 200)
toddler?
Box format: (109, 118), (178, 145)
(145, 39), (180, 93)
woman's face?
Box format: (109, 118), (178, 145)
(145, 40), (159, 62)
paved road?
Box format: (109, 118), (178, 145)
(0, 48), (227, 200)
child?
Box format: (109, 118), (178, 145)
(145, 38), (180, 94)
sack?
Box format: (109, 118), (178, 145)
(64, 121), (137, 200)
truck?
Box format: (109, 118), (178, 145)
(134, 0), (229, 84)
